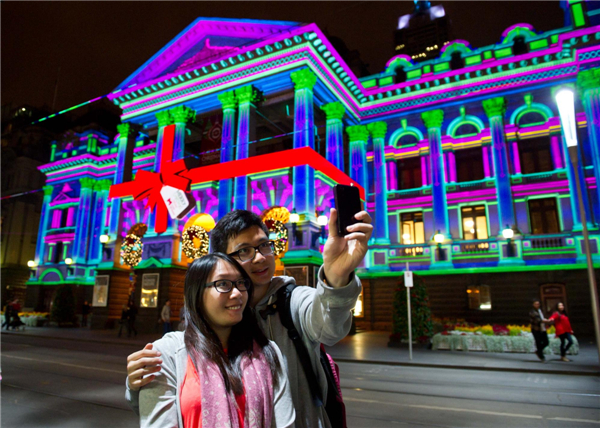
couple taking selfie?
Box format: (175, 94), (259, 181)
(126, 202), (373, 427)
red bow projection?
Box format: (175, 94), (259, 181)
(110, 124), (365, 234)
(109, 124), (194, 234)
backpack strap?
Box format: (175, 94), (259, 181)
(275, 284), (324, 408)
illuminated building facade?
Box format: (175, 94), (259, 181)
(28, 1), (600, 335)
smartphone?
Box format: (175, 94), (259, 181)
(333, 184), (362, 236)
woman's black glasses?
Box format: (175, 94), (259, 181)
(205, 278), (251, 293)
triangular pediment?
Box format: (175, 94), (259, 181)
(52, 183), (77, 204)
(117, 18), (302, 89)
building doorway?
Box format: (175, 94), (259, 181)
(540, 283), (567, 314)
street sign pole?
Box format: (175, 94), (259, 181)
(405, 262), (413, 361)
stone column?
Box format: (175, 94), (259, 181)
(482, 145), (492, 178)
(321, 102), (345, 171)
(145, 110), (176, 234)
(233, 85), (260, 210)
(550, 135), (564, 170)
(291, 69), (317, 216)
(554, 86), (593, 231)
(170, 106), (196, 161)
(346, 125), (369, 193)
(368, 121), (390, 243)
(422, 109), (450, 238)
(34, 185), (53, 265)
(217, 90), (237, 218)
(447, 151), (457, 183)
(109, 123), (139, 236)
(73, 177), (95, 262)
(483, 97), (516, 232)
(578, 69), (600, 220)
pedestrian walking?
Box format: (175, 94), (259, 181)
(82, 301), (91, 327)
(529, 299), (551, 361)
(118, 304), (130, 338)
(128, 300), (138, 338)
(2, 300), (14, 330)
(160, 300), (171, 336)
(549, 302), (574, 362)
(137, 253), (295, 427)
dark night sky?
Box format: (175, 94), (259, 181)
(2, 1), (565, 113)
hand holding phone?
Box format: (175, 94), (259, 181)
(333, 184), (362, 236)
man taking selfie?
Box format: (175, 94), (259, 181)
(126, 207), (372, 428)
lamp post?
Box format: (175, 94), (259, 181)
(317, 212), (328, 243)
(434, 231), (445, 261)
(502, 226), (514, 257)
(555, 87), (600, 362)
(65, 257), (74, 276)
(99, 234), (111, 261)
(27, 260), (36, 278)
(289, 208), (300, 246)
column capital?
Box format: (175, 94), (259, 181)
(43, 185), (54, 197)
(346, 125), (369, 142)
(79, 177), (95, 190)
(218, 90), (237, 110)
(155, 110), (174, 128)
(170, 105), (196, 125)
(235, 85), (262, 105)
(116, 123), (140, 139)
(367, 121), (388, 139)
(577, 68), (600, 93)
(94, 179), (113, 192)
(321, 102), (345, 121)
(482, 97), (507, 119)
(291, 68), (317, 91)
(421, 109), (444, 129)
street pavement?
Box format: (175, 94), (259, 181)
(1, 327), (599, 427)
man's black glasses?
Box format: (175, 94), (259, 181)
(229, 241), (275, 262)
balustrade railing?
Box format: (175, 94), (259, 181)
(530, 236), (566, 249)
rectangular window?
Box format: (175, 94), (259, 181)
(461, 206), (489, 240)
(467, 285), (492, 310)
(93, 275), (109, 307)
(528, 198), (560, 234)
(51, 210), (62, 229)
(140, 273), (160, 308)
(455, 147), (484, 182)
(519, 136), (553, 174)
(400, 212), (425, 245)
(396, 157), (422, 190)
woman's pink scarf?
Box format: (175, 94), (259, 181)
(198, 342), (274, 428)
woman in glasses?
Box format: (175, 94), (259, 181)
(139, 253), (295, 428)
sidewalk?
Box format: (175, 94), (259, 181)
(324, 331), (600, 376)
(3, 327), (598, 376)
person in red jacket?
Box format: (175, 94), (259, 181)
(549, 302), (574, 362)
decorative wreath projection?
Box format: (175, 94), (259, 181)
(181, 225), (210, 259)
(121, 234), (144, 267)
(264, 218), (288, 256)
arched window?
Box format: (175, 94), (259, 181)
(518, 111), (546, 127)
(512, 35), (529, 56)
(450, 52), (464, 70)
(398, 134), (419, 146)
(394, 66), (407, 84)
(454, 123), (479, 137)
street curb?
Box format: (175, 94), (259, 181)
(2, 331), (158, 348)
(332, 357), (600, 377)
(7, 332), (599, 377)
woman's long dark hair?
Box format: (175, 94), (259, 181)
(182, 252), (279, 395)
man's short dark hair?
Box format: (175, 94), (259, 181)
(532, 298), (541, 305)
(210, 210), (270, 253)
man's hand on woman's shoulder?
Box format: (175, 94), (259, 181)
(127, 343), (163, 390)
